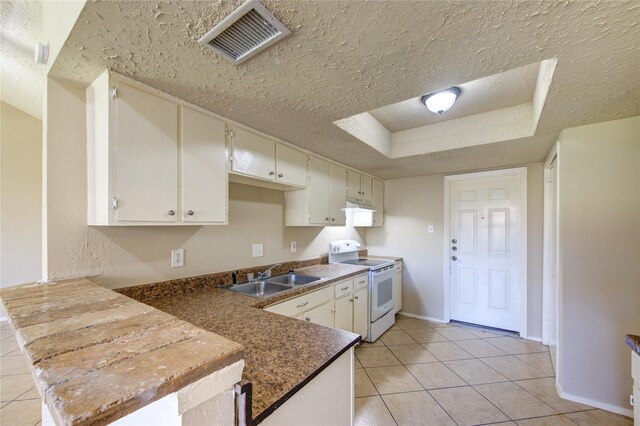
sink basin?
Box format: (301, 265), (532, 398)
(226, 281), (292, 298)
(268, 274), (322, 286)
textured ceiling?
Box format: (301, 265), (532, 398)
(51, 1), (640, 179)
(0, 0), (43, 119)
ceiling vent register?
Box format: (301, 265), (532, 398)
(198, 0), (291, 65)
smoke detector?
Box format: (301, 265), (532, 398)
(198, 0), (291, 65)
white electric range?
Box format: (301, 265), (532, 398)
(328, 240), (396, 342)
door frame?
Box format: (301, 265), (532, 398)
(443, 167), (528, 338)
(542, 145), (558, 346)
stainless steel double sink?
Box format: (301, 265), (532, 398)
(223, 274), (322, 298)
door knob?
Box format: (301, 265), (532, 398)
(451, 239), (457, 244)
(451, 256), (457, 261)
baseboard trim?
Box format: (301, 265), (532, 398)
(397, 311), (448, 323)
(527, 336), (542, 342)
(555, 381), (634, 417)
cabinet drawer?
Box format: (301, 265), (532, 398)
(353, 275), (368, 291)
(265, 286), (333, 317)
(334, 279), (353, 299)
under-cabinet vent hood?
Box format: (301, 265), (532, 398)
(198, 0), (291, 65)
(343, 200), (375, 212)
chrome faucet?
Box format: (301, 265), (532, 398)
(257, 263), (282, 280)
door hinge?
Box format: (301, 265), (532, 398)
(112, 196), (119, 210)
(111, 87), (118, 99)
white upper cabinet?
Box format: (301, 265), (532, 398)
(285, 156), (347, 226)
(329, 163), (347, 226)
(229, 127), (308, 188)
(230, 126), (276, 181)
(276, 144), (308, 187)
(371, 178), (384, 227)
(87, 72), (227, 226)
(181, 107), (228, 224)
(114, 81), (178, 223)
(346, 169), (372, 203)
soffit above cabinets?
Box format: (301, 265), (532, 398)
(49, 1), (640, 178)
(333, 59), (557, 159)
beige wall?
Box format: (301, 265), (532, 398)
(557, 116), (640, 413)
(44, 77), (364, 289)
(0, 102), (42, 287)
(366, 164), (545, 339)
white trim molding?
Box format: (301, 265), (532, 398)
(397, 311), (448, 323)
(443, 167), (528, 339)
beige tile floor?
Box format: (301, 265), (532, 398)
(0, 322), (41, 426)
(0, 318), (634, 426)
(354, 315), (634, 426)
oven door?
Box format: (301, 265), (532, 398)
(370, 266), (395, 322)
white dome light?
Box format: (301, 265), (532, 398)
(421, 87), (461, 115)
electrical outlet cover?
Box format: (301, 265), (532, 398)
(291, 241), (297, 252)
(252, 244), (264, 258)
(171, 249), (184, 267)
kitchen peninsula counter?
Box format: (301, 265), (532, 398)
(0, 278), (244, 426)
(119, 262), (368, 425)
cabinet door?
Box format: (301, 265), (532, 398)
(309, 156), (330, 225)
(334, 295), (353, 332)
(360, 175), (372, 202)
(276, 144), (308, 187)
(302, 300), (334, 328)
(394, 263), (403, 314)
(346, 169), (361, 199)
(372, 178), (384, 227)
(231, 127), (276, 181)
(329, 164), (347, 225)
(353, 287), (368, 339)
(115, 82), (178, 222)
(181, 107), (227, 223)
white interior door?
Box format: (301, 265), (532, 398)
(450, 173), (524, 331)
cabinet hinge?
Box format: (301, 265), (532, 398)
(225, 128), (234, 138)
(225, 206), (228, 215)
(111, 87), (118, 99)
(112, 196), (119, 210)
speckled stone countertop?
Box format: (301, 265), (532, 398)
(0, 278), (244, 426)
(118, 262), (369, 425)
(626, 334), (640, 356)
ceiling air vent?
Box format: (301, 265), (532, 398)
(198, 0), (291, 65)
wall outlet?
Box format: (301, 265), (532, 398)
(171, 249), (184, 267)
(428, 225), (434, 233)
(252, 243), (264, 258)
(291, 241), (297, 252)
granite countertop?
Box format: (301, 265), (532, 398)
(626, 334), (640, 356)
(120, 262), (368, 424)
(0, 279), (244, 426)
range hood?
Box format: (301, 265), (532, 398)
(343, 199), (376, 212)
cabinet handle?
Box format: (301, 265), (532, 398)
(297, 301), (309, 308)
(355, 296), (359, 300)
(350, 298), (353, 302)
(168, 210), (176, 216)
(278, 173), (284, 178)
(305, 317), (311, 322)
(187, 210), (194, 216)
(331, 218), (335, 222)
(269, 171), (275, 176)
(341, 286), (349, 291)
(325, 217), (330, 221)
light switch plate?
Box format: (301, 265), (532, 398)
(171, 249), (184, 267)
(252, 243), (264, 258)
(428, 225), (434, 233)
(291, 241), (297, 252)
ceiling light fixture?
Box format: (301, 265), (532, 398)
(421, 87), (461, 115)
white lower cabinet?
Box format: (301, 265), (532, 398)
(265, 274), (369, 339)
(394, 261), (403, 314)
(302, 300), (334, 328)
(334, 295), (354, 333)
(353, 288), (368, 338)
